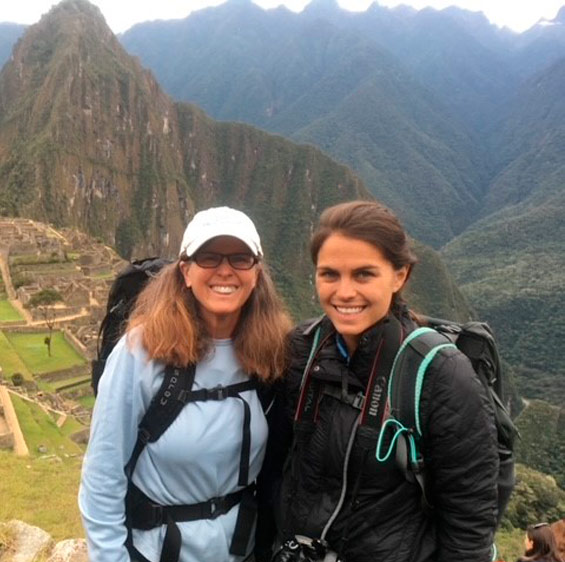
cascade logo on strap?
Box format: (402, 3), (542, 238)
(160, 372), (179, 406)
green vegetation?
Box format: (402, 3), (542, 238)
(58, 416), (87, 440)
(90, 271), (114, 280)
(1, 394), (87, 540)
(0, 450), (84, 540)
(9, 253), (66, 266)
(494, 463), (565, 560)
(494, 527), (526, 562)
(4, 331), (86, 374)
(0, 300), (23, 323)
(54, 375), (90, 392)
(0, 330), (32, 379)
(10, 394), (83, 457)
(502, 464), (565, 530)
(443, 207), (565, 407)
(115, 218), (140, 260)
(27, 288), (63, 310)
(514, 400), (565, 488)
(11, 274), (32, 289)
(77, 394), (95, 409)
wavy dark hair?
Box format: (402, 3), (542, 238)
(518, 523), (564, 562)
(310, 200), (417, 308)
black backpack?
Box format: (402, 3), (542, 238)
(377, 316), (518, 527)
(91, 257), (172, 396)
(299, 315), (518, 529)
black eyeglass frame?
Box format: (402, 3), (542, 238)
(187, 251), (260, 271)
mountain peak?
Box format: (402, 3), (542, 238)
(303, 0), (341, 15)
(39, 0), (107, 27)
(555, 6), (565, 24)
(24, 0), (114, 52)
(0, 0), (119, 112)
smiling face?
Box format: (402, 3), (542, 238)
(315, 233), (409, 354)
(179, 236), (259, 338)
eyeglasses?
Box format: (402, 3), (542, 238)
(190, 252), (258, 270)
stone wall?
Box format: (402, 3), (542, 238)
(0, 386), (28, 456)
(0, 402), (14, 450)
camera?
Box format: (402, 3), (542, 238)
(271, 535), (343, 562)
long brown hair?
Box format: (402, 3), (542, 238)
(127, 259), (291, 381)
(310, 200), (417, 308)
(520, 523), (564, 562)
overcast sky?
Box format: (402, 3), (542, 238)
(1, 0), (564, 33)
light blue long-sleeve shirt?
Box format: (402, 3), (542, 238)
(78, 332), (268, 562)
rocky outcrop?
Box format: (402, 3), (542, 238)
(0, 520), (87, 562)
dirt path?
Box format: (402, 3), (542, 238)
(27, 310), (90, 327)
(0, 250), (16, 299)
(8, 298), (33, 324)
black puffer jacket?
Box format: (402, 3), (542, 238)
(274, 311), (499, 562)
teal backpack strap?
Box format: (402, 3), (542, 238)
(376, 327), (456, 508)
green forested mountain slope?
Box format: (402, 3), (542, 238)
(487, 58), (565, 209)
(442, 201), (565, 406)
(328, 5), (518, 138)
(442, 59), (565, 405)
(0, 0), (473, 324)
(120, 0), (488, 247)
(117, 1), (565, 250)
(514, 400), (565, 489)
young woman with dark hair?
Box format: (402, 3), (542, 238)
(517, 523), (564, 562)
(79, 207), (291, 562)
(269, 200), (500, 562)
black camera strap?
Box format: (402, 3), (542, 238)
(290, 315), (404, 554)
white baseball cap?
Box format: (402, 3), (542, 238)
(179, 206), (263, 257)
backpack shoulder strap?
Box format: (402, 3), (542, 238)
(388, 327), (456, 437)
(377, 327), (456, 508)
(125, 364), (196, 478)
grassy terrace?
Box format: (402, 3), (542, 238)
(0, 330), (32, 379)
(10, 394), (83, 457)
(4, 331), (86, 375)
(0, 300), (23, 324)
(0, 450), (84, 540)
(77, 394), (95, 409)
(54, 376), (91, 394)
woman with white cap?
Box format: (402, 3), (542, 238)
(79, 207), (291, 562)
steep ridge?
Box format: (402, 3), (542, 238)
(120, 0), (487, 247)
(442, 58), (565, 405)
(0, 0), (474, 324)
